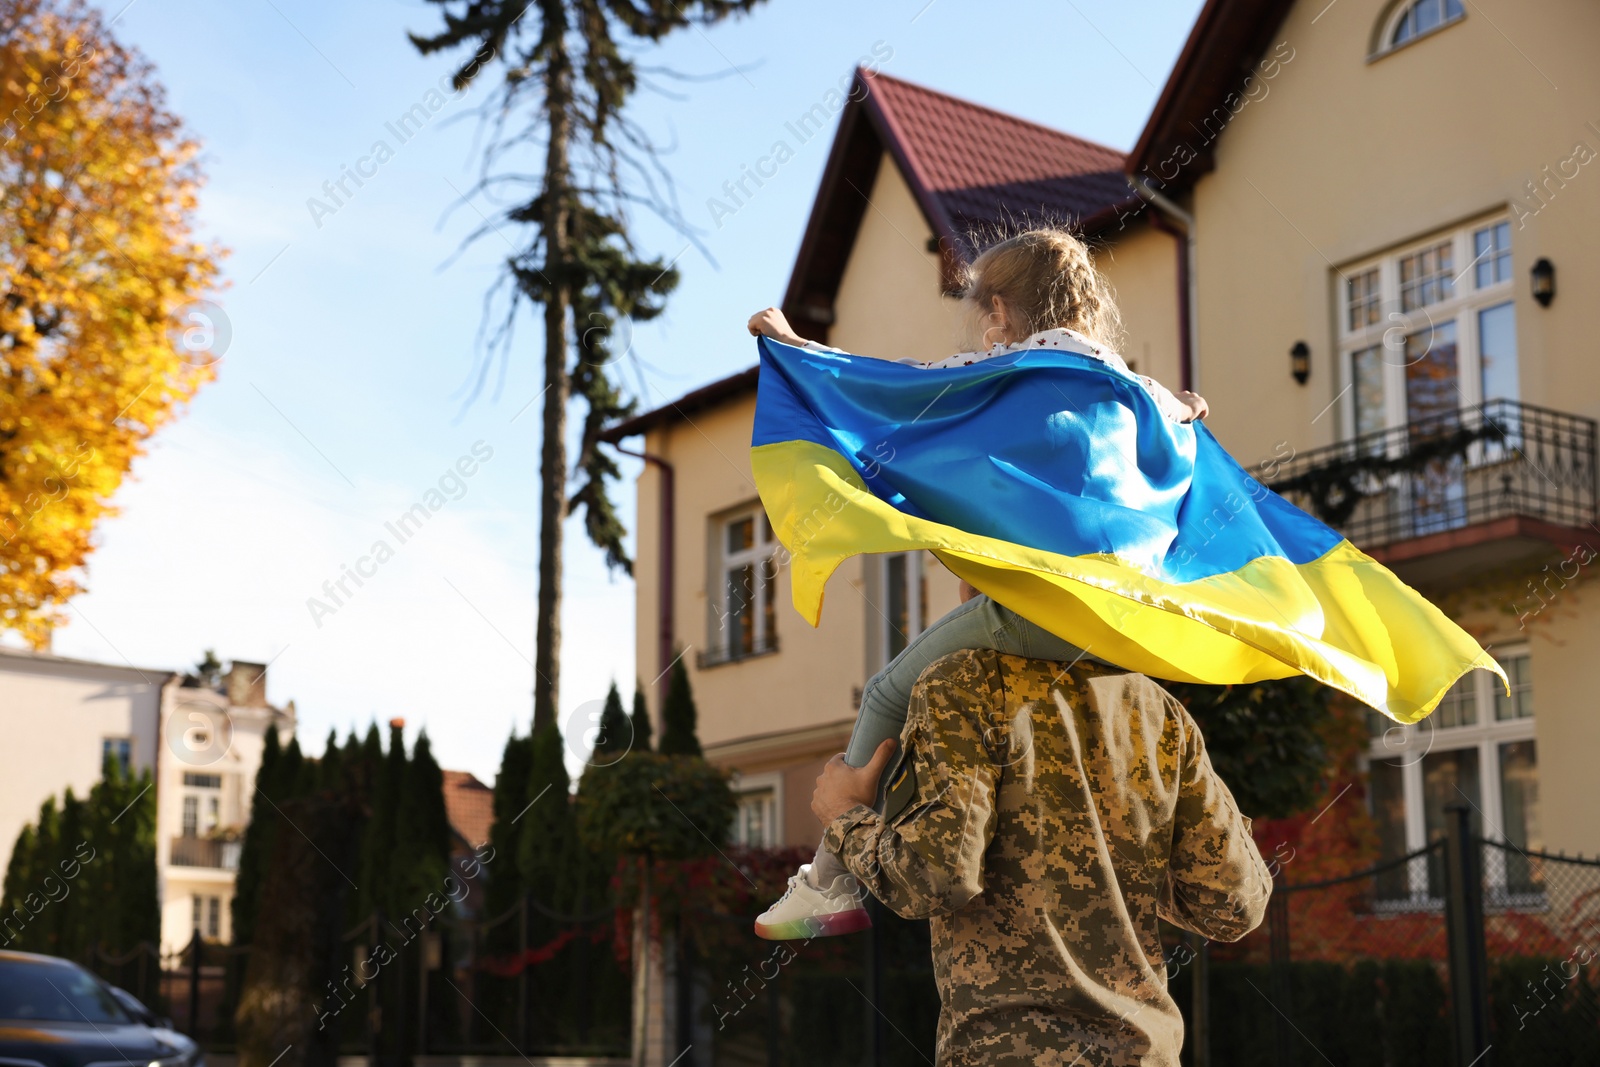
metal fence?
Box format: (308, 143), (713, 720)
(1266, 399), (1598, 548)
(1480, 838), (1600, 1064)
(691, 899), (938, 1067)
(85, 897), (627, 1058)
(1192, 805), (1600, 1067)
(81, 816), (1600, 1066)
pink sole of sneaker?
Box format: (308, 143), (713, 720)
(753, 906), (872, 941)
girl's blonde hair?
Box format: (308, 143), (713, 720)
(959, 228), (1124, 352)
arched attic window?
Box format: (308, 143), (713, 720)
(1374, 0), (1464, 56)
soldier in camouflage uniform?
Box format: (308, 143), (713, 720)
(812, 649), (1272, 1067)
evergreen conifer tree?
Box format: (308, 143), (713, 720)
(86, 753), (158, 951)
(484, 732), (533, 924)
(393, 730), (452, 908)
(658, 658), (701, 757)
(231, 725), (281, 944)
(516, 722), (573, 900)
(591, 682), (630, 766)
(358, 722), (407, 916)
(631, 683), (652, 752)
(516, 721), (578, 1040)
(318, 727), (344, 791)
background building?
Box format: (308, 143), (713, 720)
(0, 647), (296, 953)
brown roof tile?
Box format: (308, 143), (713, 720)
(866, 70), (1137, 240)
(442, 769), (495, 851)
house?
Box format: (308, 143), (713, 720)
(599, 69), (1188, 850)
(605, 0), (1600, 897)
(601, 0), (1600, 883)
(0, 648), (295, 953)
(1126, 0), (1600, 895)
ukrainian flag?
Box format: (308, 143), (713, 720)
(750, 336), (1503, 723)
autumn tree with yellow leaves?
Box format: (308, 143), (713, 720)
(1, 0), (223, 645)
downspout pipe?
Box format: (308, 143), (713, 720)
(1129, 176), (1198, 395)
(611, 444), (675, 712)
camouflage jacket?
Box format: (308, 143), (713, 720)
(822, 650), (1271, 1067)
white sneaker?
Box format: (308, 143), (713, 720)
(753, 863), (871, 940)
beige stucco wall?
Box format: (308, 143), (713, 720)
(640, 397), (865, 758)
(1521, 577), (1600, 857)
(1181, 0), (1600, 854)
(1187, 0), (1600, 463)
(830, 155), (982, 665)
(831, 152), (970, 360)
(1095, 217), (1182, 386)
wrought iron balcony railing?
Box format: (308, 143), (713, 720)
(1265, 399), (1597, 550)
(697, 633), (780, 669)
(170, 834), (241, 870)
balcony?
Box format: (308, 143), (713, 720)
(170, 834), (241, 870)
(1267, 400), (1597, 585)
(697, 633), (780, 669)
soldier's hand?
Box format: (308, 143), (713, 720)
(812, 739), (897, 826)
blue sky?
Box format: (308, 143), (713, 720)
(44, 0), (1203, 782)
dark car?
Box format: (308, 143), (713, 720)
(107, 986), (202, 1067)
(0, 950), (189, 1067)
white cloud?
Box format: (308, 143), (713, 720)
(49, 416), (634, 784)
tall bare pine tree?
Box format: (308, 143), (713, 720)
(411, 0), (764, 731)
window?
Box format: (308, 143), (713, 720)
(734, 790), (776, 847)
(1478, 302), (1519, 406)
(1498, 741), (1541, 893)
(1474, 222), (1512, 288)
(1338, 217), (1519, 443)
(1347, 268), (1381, 331)
(1381, 0), (1464, 53)
(707, 507), (778, 664)
(181, 772), (224, 834)
(1398, 241), (1454, 312)
(102, 738), (131, 776)
(1496, 653), (1533, 720)
(193, 894), (221, 938)
(1367, 651), (1540, 906)
(1350, 345), (1387, 443)
(883, 552), (929, 662)
(1402, 319), (1458, 425)
(731, 773), (782, 847)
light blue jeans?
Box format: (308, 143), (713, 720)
(844, 593), (1099, 767)
(809, 594), (1101, 887)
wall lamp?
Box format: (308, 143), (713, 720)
(1290, 341), (1311, 385)
(1531, 258), (1556, 307)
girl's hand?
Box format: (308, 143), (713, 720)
(748, 306), (806, 347)
(1176, 390), (1209, 422)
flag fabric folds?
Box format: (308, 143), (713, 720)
(749, 335), (1503, 723)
